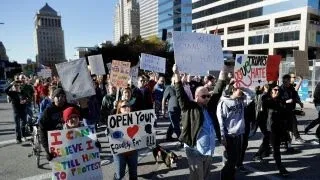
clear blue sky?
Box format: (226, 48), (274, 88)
(0, 0), (117, 64)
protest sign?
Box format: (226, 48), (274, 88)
(234, 54), (268, 88)
(110, 60), (131, 88)
(107, 109), (156, 154)
(37, 69), (52, 79)
(88, 54), (106, 75)
(298, 79), (309, 101)
(48, 126), (103, 180)
(293, 50), (309, 78)
(56, 58), (96, 102)
(266, 55), (281, 81)
(172, 31), (224, 75)
(130, 62), (139, 87)
(140, 53), (166, 73)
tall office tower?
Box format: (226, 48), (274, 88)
(34, 3), (66, 70)
(140, 0), (158, 39)
(114, 0), (140, 43)
(192, 0), (320, 59)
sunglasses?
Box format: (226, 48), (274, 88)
(121, 104), (130, 108)
(273, 89), (279, 91)
(201, 95), (211, 99)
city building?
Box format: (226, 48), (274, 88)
(192, 0), (320, 59)
(113, 0), (140, 43)
(34, 3), (66, 70)
(158, 0), (192, 39)
(75, 47), (98, 58)
(0, 41), (9, 61)
(140, 0), (158, 39)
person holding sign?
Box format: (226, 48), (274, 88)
(112, 100), (138, 180)
(172, 64), (226, 180)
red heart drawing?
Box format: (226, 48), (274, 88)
(127, 125), (139, 139)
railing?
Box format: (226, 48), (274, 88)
(275, 20), (301, 27)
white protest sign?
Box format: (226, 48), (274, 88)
(107, 109), (156, 154)
(48, 126), (103, 180)
(140, 53), (166, 73)
(234, 54), (267, 88)
(130, 62), (139, 87)
(88, 54), (106, 75)
(172, 31), (224, 75)
(56, 58), (96, 102)
(37, 69), (52, 79)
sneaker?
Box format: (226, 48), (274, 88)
(22, 137), (27, 142)
(295, 137), (305, 144)
(279, 167), (289, 177)
(253, 156), (268, 163)
(16, 139), (22, 144)
(238, 166), (249, 173)
(286, 147), (296, 154)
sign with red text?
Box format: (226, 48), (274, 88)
(48, 126), (103, 180)
(110, 60), (131, 88)
(107, 109), (156, 154)
(234, 54), (267, 88)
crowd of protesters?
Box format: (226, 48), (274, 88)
(4, 61), (320, 180)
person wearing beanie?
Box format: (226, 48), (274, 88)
(63, 107), (81, 129)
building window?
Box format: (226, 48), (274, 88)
(274, 31), (300, 42)
(221, 40), (224, 47)
(249, 35), (269, 45)
(227, 38), (244, 47)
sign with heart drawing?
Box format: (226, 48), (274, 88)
(106, 109), (156, 154)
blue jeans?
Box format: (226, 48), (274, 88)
(167, 111), (181, 138)
(14, 111), (27, 140)
(113, 150), (138, 180)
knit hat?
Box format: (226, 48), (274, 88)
(63, 107), (80, 122)
(52, 88), (65, 98)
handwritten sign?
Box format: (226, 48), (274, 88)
(130, 62), (139, 87)
(234, 54), (267, 88)
(48, 126), (103, 180)
(88, 54), (106, 75)
(293, 50), (309, 78)
(56, 58), (96, 102)
(110, 60), (131, 88)
(172, 31), (224, 75)
(140, 53), (166, 73)
(107, 109), (156, 154)
(266, 55), (281, 81)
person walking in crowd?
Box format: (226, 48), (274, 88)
(112, 100), (138, 180)
(34, 78), (44, 110)
(5, 80), (28, 143)
(20, 74), (35, 133)
(37, 86), (56, 124)
(305, 81), (320, 144)
(181, 73), (194, 101)
(101, 84), (117, 124)
(263, 84), (290, 176)
(217, 82), (254, 180)
(153, 75), (165, 118)
(132, 75), (153, 111)
(173, 64), (226, 180)
(162, 76), (181, 142)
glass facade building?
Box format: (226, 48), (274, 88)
(158, 0), (192, 36)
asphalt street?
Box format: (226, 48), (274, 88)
(0, 100), (319, 180)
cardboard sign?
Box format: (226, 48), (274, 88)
(140, 53), (166, 73)
(293, 50), (309, 78)
(56, 59), (96, 102)
(172, 31), (224, 75)
(48, 126), (103, 180)
(266, 55), (281, 81)
(234, 54), (267, 88)
(88, 54), (106, 75)
(130, 62), (139, 87)
(107, 109), (156, 154)
(110, 60), (131, 88)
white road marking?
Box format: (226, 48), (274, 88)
(19, 172), (51, 180)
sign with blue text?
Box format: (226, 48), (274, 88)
(172, 31), (224, 75)
(48, 126), (103, 180)
(106, 109), (156, 154)
(140, 53), (166, 73)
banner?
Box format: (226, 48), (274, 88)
(88, 54), (106, 75)
(266, 55), (281, 81)
(140, 53), (166, 73)
(293, 50), (309, 78)
(110, 60), (131, 88)
(107, 109), (156, 154)
(56, 59), (96, 102)
(130, 62), (139, 87)
(234, 54), (267, 88)
(172, 31), (224, 75)
(48, 126), (103, 180)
